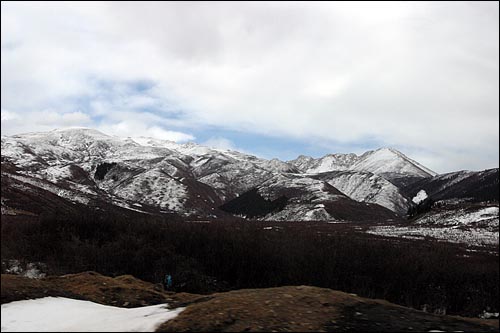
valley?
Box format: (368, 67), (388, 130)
(1, 128), (498, 331)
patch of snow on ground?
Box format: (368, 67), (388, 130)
(303, 207), (331, 221)
(453, 207), (499, 225)
(23, 264), (46, 279)
(412, 190), (428, 204)
(1, 297), (184, 332)
(480, 311), (499, 319)
(263, 203), (333, 221)
(366, 225), (498, 247)
(5, 261), (47, 279)
(416, 206), (499, 230)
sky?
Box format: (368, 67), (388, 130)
(1, 1), (498, 173)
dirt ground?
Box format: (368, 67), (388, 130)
(158, 285), (499, 332)
(1, 272), (201, 308)
(2, 272), (498, 332)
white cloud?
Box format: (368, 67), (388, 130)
(202, 136), (255, 156)
(148, 126), (194, 142)
(202, 137), (237, 151)
(1, 2), (498, 172)
(1, 109), (19, 122)
(1, 108), (194, 143)
(1, 109), (92, 135)
(97, 122), (194, 143)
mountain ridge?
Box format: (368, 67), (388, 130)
(1, 128), (497, 222)
(3, 127), (435, 175)
(289, 147), (437, 180)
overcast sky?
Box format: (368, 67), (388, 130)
(1, 1), (498, 173)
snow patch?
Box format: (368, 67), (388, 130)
(480, 311), (499, 319)
(416, 206), (499, 229)
(1, 297), (184, 332)
(412, 190), (428, 204)
(366, 225), (498, 247)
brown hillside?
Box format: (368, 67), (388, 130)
(1, 272), (200, 308)
(2, 272), (498, 332)
(158, 285), (499, 332)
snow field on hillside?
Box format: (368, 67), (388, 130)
(1, 297), (183, 332)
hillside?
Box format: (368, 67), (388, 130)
(289, 147), (436, 179)
(2, 272), (498, 332)
(3, 128), (497, 223)
(2, 128), (434, 220)
(402, 168), (499, 204)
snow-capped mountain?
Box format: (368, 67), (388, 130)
(286, 148), (439, 215)
(312, 171), (410, 215)
(1, 128), (496, 222)
(289, 148), (436, 180)
(290, 153), (359, 174)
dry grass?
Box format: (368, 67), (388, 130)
(2, 272), (498, 332)
(158, 285), (499, 332)
(1, 272), (199, 308)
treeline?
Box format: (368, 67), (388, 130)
(1, 210), (498, 317)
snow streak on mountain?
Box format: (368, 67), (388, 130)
(1, 128), (497, 223)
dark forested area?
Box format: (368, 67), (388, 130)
(1, 209), (498, 317)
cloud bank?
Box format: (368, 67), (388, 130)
(1, 2), (498, 172)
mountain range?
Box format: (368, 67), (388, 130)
(1, 128), (498, 223)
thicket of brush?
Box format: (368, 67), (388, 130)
(2, 209), (498, 317)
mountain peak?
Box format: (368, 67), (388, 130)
(375, 147), (399, 153)
(355, 147), (436, 177)
(4, 128), (437, 180)
(287, 147), (436, 178)
(10, 127), (102, 137)
(51, 127), (110, 137)
(293, 155), (314, 161)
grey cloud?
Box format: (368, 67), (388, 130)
(1, 2), (498, 172)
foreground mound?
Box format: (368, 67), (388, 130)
(0, 272), (200, 308)
(2, 272), (498, 332)
(158, 286), (498, 332)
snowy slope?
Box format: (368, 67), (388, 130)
(218, 172), (400, 222)
(415, 205), (499, 229)
(1, 128), (443, 221)
(1, 129), (215, 215)
(367, 224), (498, 247)
(367, 204), (499, 247)
(289, 148), (436, 179)
(257, 173), (343, 221)
(1, 297), (183, 332)
(290, 153), (359, 174)
(314, 171), (410, 215)
(351, 148), (437, 178)
(1, 128), (297, 216)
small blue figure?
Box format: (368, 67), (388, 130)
(165, 274), (172, 290)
